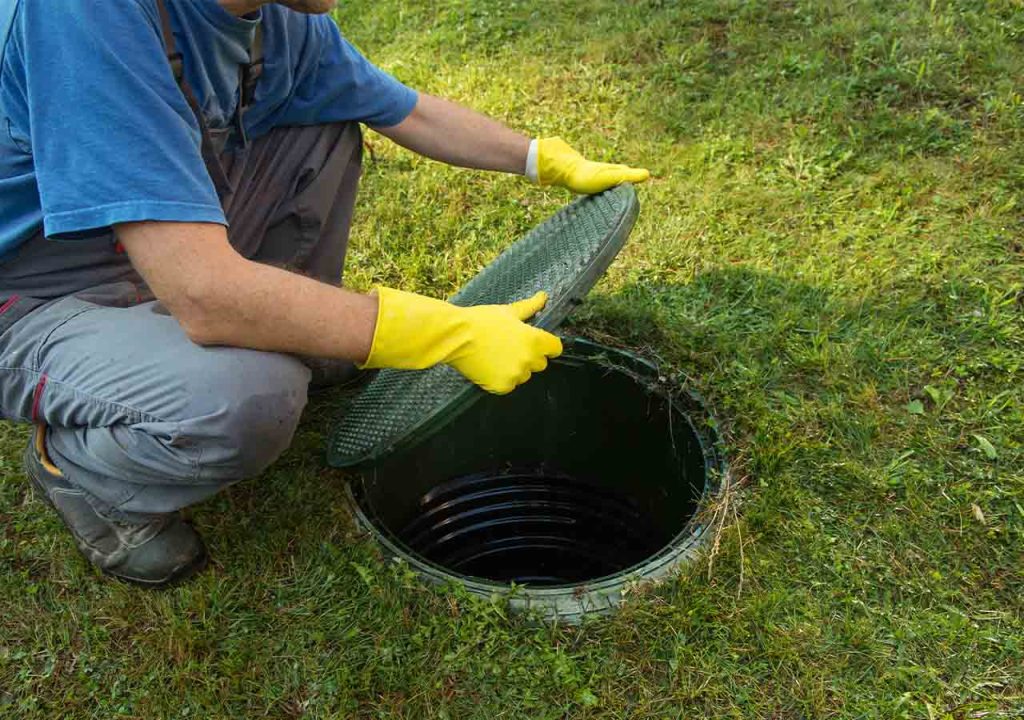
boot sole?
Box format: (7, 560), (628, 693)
(108, 549), (209, 589)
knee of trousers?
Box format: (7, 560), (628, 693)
(172, 349), (311, 481)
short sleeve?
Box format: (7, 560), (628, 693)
(20, 0), (225, 239)
(284, 15), (418, 129)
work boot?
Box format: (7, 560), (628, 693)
(23, 425), (208, 587)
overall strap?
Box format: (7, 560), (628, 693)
(233, 20), (263, 146)
(155, 0), (231, 195)
(156, 0), (263, 109)
(155, 0), (198, 114)
(154, 0), (263, 196)
(241, 22), (264, 109)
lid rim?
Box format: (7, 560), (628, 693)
(328, 184), (641, 469)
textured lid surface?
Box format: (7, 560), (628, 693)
(328, 183), (640, 468)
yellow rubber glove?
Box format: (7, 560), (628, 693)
(361, 287), (563, 395)
(536, 137), (650, 194)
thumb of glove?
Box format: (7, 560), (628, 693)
(509, 291), (549, 322)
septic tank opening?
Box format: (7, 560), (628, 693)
(398, 467), (672, 586)
(346, 339), (725, 620)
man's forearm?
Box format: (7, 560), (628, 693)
(373, 93), (530, 175)
(117, 221), (377, 362)
(186, 260), (378, 361)
(116, 220), (561, 396)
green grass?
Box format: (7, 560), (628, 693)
(3, 0), (1023, 716)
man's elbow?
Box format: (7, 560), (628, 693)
(114, 221), (247, 346)
(164, 283), (227, 347)
(179, 312), (221, 347)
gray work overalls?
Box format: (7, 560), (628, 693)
(0, 0), (363, 514)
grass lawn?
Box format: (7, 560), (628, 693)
(2, 0), (1023, 717)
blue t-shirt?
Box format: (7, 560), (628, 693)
(0, 0), (417, 258)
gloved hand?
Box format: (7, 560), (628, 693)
(360, 287), (563, 395)
(531, 137), (650, 194)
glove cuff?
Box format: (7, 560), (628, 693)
(357, 286), (389, 370)
(525, 138), (540, 183)
(359, 287), (468, 372)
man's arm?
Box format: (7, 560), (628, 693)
(372, 93), (651, 193)
(372, 93), (530, 174)
(117, 221), (378, 361)
(115, 221), (562, 395)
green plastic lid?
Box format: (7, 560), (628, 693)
(328, 183), (640, 468)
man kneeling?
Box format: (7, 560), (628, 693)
(0, 0), (648, 585)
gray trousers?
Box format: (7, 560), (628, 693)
(0, 123), (362, 514)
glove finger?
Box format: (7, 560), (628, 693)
(622, 166), (651, 184)
(531, 328), (563, 358)
(529, 355), (549, 373)
(510, 291), (549, 321)
(495, 369), (533, 393)
(485, 378), (516, 396)
(586, 164), (636, 192)
(596, 163), (651, 186)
